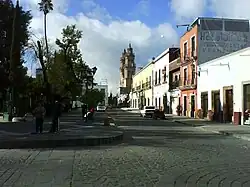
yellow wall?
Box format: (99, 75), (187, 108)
(132, 62), (153, 106)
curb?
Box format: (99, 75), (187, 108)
(172, 120), (205, 127)
(196, 126), (250, 142)
(0, 132), (124, 149)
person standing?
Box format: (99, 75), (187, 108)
(81, 104), (87, 122)
(51, 99), (61, 133)
(33, 102), (46, 134)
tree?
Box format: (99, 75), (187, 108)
(0, 0), (32, 116)
(81, 89), (105, 108)
(55, 25), (93, 98)
(0, 0), (32, 91)
(38, 0), (53, 59)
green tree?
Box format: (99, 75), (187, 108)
(0, 0), (32, 117)
(38, 0), (53, 59)
(0, 0), (32, 91)
(55, 25), (93, 98)
(82, 89), (105, 107)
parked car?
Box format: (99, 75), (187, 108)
(96, 105), (106, 112)
(152, 109), (165, 120)
(140, 106), (155, 118)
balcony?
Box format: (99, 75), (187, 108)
(169, 80), (180, 90)
(180, 49), (197, 66)
(179, 78), (197, 90)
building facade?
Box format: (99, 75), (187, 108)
(131, 62), (153, 109)
(94, 83), (108, 106)
(119, 43), (136, 94)
(179, 17), (250, 117)
(118, 44), (136, 106)
(169, 56), (181, 115)
(153, 48), (179, 112)
(197, 47), (250, 125)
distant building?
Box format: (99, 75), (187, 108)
(36, 68), (43, 79)
(94, 82), (108, 106)
(118, 43), (136, 105)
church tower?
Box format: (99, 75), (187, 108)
(119, 43), (136, 94)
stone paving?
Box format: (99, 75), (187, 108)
(1, 109), (250, 186)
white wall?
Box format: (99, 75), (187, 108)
(153, 53), (170, 109)
(94, 84), (108, 106)
(197, 47), (250, 122)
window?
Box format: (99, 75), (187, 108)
(149, 76), (151, 86)
(158, 69), (161, 84)
(148, 98), (150, 106)
(158, 98), (161, 109)
(163, 66), (167, 82)
(155, 98), (157, 107)
(174, 75), (178, 81)
(191, 36), (196, 57)
(184, 68), (187, 85)
(155, 71), (158, 85)
(201, 19), (223, 31)
(191, 65), (195, 84)
(184, 42), (188, 59)
(224, 20), (249, 32)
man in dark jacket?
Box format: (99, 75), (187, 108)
(51, 100), (61, 133)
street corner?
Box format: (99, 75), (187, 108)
(0, 129), (124, 149)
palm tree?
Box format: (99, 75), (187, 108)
(38, 0), (53, 58)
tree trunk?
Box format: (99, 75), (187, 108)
(44, 14), (49, 57)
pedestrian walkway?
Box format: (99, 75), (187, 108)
(0, 109), (124, 148)
(166, 114), (250, 142)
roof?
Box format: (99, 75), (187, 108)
(133, 61), (153, 78)
(199, 47), (250, 67)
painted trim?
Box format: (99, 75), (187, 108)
(241, 80), (250, 125)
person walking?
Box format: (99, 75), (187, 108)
(51, 99), (61, 133)
(33, 102), (46, 134)
(81, 104), (88, 122)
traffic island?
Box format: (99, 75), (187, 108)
(0, 127), (123, 149)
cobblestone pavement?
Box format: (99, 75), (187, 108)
(1, 110), (250, 186)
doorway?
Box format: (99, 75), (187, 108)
(212, 90), (221, 122)
(183, 96), (187, 116)
(225, 88), (233, 122)
(243, 84), (250, 125)
(201, 92), (208, 118)
(190, 95), (195, 117)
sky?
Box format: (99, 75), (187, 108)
(20, 0), (250, 93)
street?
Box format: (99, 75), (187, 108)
(0, 109), (250, 187)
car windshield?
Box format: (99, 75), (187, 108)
(145, 106), (155, 109)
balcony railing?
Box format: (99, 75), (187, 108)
(179, 78), (197, 90)
(169, 80), (180, 90)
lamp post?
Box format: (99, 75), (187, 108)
(84, 66), (97, 105)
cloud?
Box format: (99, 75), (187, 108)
(170, 0), (250, 22)
(170, 0), (207, 22)
(22, 0), (179, 93)
(129, 0), (150, 17)
(210, 0), (250, 19)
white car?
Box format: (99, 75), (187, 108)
(140, 106), (155, 117)
(97, 105), (106, 112)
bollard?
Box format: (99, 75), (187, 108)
(104, 117), (110, 126)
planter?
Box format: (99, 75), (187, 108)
(207, 110), (214, 121)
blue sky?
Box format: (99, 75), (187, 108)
(21, 0), (250, 92)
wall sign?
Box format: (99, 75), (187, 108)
(198, 30), (250, 64)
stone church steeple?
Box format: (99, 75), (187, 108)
(119, 43), (136, 94)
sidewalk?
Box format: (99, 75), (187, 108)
(168, 115), (250, 142)
(0, 109), (124, 148)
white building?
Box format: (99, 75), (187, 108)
(153, 48), (179, 112)
(94, 83), (108, 106)
(197, 47), (250, 125)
